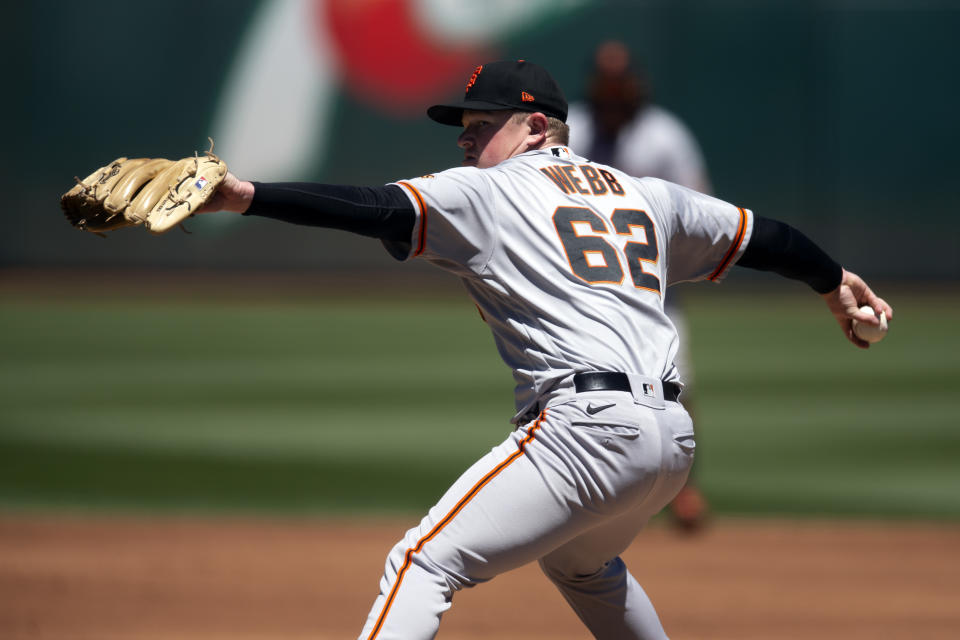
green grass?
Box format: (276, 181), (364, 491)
(682, 284), (960, 519)
(0, 295), (516, 514)
(1, 282), (957, 519)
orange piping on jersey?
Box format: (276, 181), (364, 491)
(708, 207), (747, 281)
(366, 411), (547, 639)
(397, 181), (428, 257)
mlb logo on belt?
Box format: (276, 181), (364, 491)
(642, 383), (656, 397)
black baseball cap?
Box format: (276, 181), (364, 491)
(427, 60), (568, 126)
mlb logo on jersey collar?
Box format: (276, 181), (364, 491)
(549, 146), (573, 159)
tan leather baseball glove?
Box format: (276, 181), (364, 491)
(61, 140), (227, 235)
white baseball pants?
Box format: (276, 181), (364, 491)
(358, 390), (695, 639)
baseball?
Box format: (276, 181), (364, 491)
(851, 305), (888, 343)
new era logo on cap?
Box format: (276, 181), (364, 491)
(428, 60), (568, 126)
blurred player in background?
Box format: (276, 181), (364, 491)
(567, 40), (712, 531)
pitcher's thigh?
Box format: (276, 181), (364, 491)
(394, 423), (609, 584)
(540, 401), (695, 578)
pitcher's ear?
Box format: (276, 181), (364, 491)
(527, 112), (549, 137)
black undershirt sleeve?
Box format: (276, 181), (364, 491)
(243, 186), (840, 293)
(243, 182), (416, 244)
(737, 215), (842, 293)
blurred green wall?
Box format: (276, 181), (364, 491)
(5, 0), (958, 278)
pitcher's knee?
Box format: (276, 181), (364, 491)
(381, 533), (474, 597)
(539, 556), (627, 587)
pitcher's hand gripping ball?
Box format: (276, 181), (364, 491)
(61, 140), (227, 235)
(852, 305), (889, 343)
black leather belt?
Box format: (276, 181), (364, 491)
(573, 371), (682, 402)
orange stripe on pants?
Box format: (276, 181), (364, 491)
(366, 412), (547, 639)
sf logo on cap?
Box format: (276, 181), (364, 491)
(465, 65), (483, 94)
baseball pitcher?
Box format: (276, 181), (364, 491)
(65, 60), (893, 640)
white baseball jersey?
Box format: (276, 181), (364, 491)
(388, 146), (752, 420)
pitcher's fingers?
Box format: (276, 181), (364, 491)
(876, 297), (893, 320)
(850, 306), (881, 324)
(860, 292), (893, 322)
(843, 322), (871, 349)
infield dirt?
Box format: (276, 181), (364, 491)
(2, 515), (958, 639)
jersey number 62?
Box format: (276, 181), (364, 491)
(552, 206), (661, 294)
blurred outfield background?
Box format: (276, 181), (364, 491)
(1, 277), (959, 519)
(3, 0), (959, 520)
